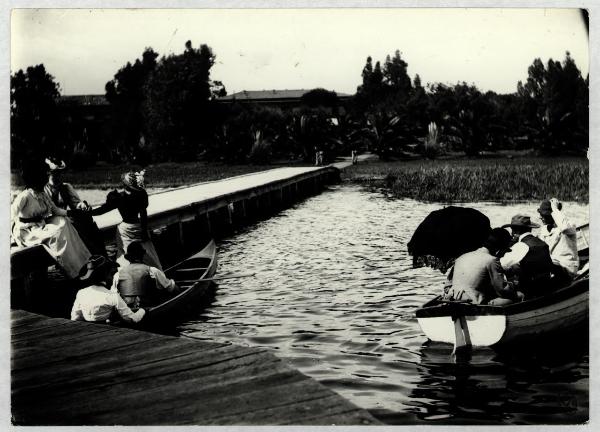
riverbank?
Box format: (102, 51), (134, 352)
(341, 156), (589, 203)
(11, 160), (314, 190)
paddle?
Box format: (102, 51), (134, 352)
(176, 272), (256, 285)
(451, 315), (472, 356)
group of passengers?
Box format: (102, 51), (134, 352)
(11, 157), (178, 324)
(443, 198), (580, 306)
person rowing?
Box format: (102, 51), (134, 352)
(443, 228), (523, 305)
(116, 241), (180, 310)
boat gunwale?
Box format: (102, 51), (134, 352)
(145, 240), (217, 315)
(415, 276), (588, 318)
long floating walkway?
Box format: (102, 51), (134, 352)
(11, 309), (380, 426)
(94, 165), (339, 230)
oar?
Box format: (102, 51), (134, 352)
(176, 272), (256, 285)
(451, 315), (472, 356)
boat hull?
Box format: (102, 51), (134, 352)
(417, 314), (506, 346)
(416, 277), (588, 347)
(142, 240), (218, 326)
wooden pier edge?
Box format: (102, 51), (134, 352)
(11, 310), (381, 426)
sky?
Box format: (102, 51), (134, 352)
(10, 8), (589, 96)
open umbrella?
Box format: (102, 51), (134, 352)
(407, 206), (491, 273)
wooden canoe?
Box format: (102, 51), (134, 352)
(415, 223), (589, 347)
(141, 239), (218, 326)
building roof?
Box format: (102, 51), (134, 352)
(220, 89), (352, 101)
(59, 95), (108, 106)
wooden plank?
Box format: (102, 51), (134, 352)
(12, 321), (117, 344)
(11, 318), (74, 336)
(25, 368), (305, 425)
(11, 312), (51, 327)
(12, 336), (234, 392)
(13, 342), (267, 396)
(14, 351), (289, 424)
(11, 309), (35, 320)
(209, 394), (375, 426)
(12, 328), (191, 371)
(11, 311), (380, 426)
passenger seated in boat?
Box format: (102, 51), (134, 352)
(500, 214), (554, 298)
(44, 157), (107, 257)
(71, 256), (146, 323)
(116, 241), (180, 309)
(443, 228), (523, 305)
(537, 198), (579, 282)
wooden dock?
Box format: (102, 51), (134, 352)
(12, 164), (344, 284)
(11, 310), (380, 426)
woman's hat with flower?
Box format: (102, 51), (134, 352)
(45, 157), (67, 172)
(121, 170), (146, 191)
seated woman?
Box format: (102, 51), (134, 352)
(44, 157), (107, 257)
(91, 170), (162, 270)
(11, 159), (91, 279)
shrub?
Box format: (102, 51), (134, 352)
(70, 151), (96, 170)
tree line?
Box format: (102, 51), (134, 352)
(10, 43), (588, 169)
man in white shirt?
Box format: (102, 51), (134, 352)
(537, 198), (579, 279)
(117, 241), (180, 309)
(71, 256), (146, 323)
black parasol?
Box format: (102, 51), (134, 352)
(407, 206), (491, 273)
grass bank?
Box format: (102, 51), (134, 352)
(343, 157), (589, 203)
(11, 161), (311, 190)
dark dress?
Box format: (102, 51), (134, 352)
(91, 189), (162, 270)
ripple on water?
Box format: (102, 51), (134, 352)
(178, 184), (589, 425)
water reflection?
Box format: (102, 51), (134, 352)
(177, 184), (589, 425)
(397, 331), (589, 425)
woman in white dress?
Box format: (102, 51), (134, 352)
(11, 160), (91, 278)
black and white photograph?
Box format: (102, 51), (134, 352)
(5, 2), (595, 427)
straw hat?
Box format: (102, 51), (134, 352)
(501, 214), (540, 229)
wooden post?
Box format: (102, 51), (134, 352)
(178, 220), (184, 250)
(227, 202), (234, 225)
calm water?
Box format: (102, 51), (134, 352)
(176, 184), (589, 425)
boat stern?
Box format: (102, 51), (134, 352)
(417, 314), (507, 347)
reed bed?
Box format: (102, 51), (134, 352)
(344, 157), (589, 203)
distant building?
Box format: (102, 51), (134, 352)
(59, 94), (110, 120)
(218, 89), (352, 111)
(58, 95), (112, 158)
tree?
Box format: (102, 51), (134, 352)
(301, 88), (339, 108)
(383, 50), (413, 103)
(428, 82), (497, 156)
(105, 48), (158, 162)
(355, 56), (385, 110)
(405, 74), (429, 140)
(517, 52), (588, 154)
(11, 64), (63, 166)
(143, 41), (226, 161)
